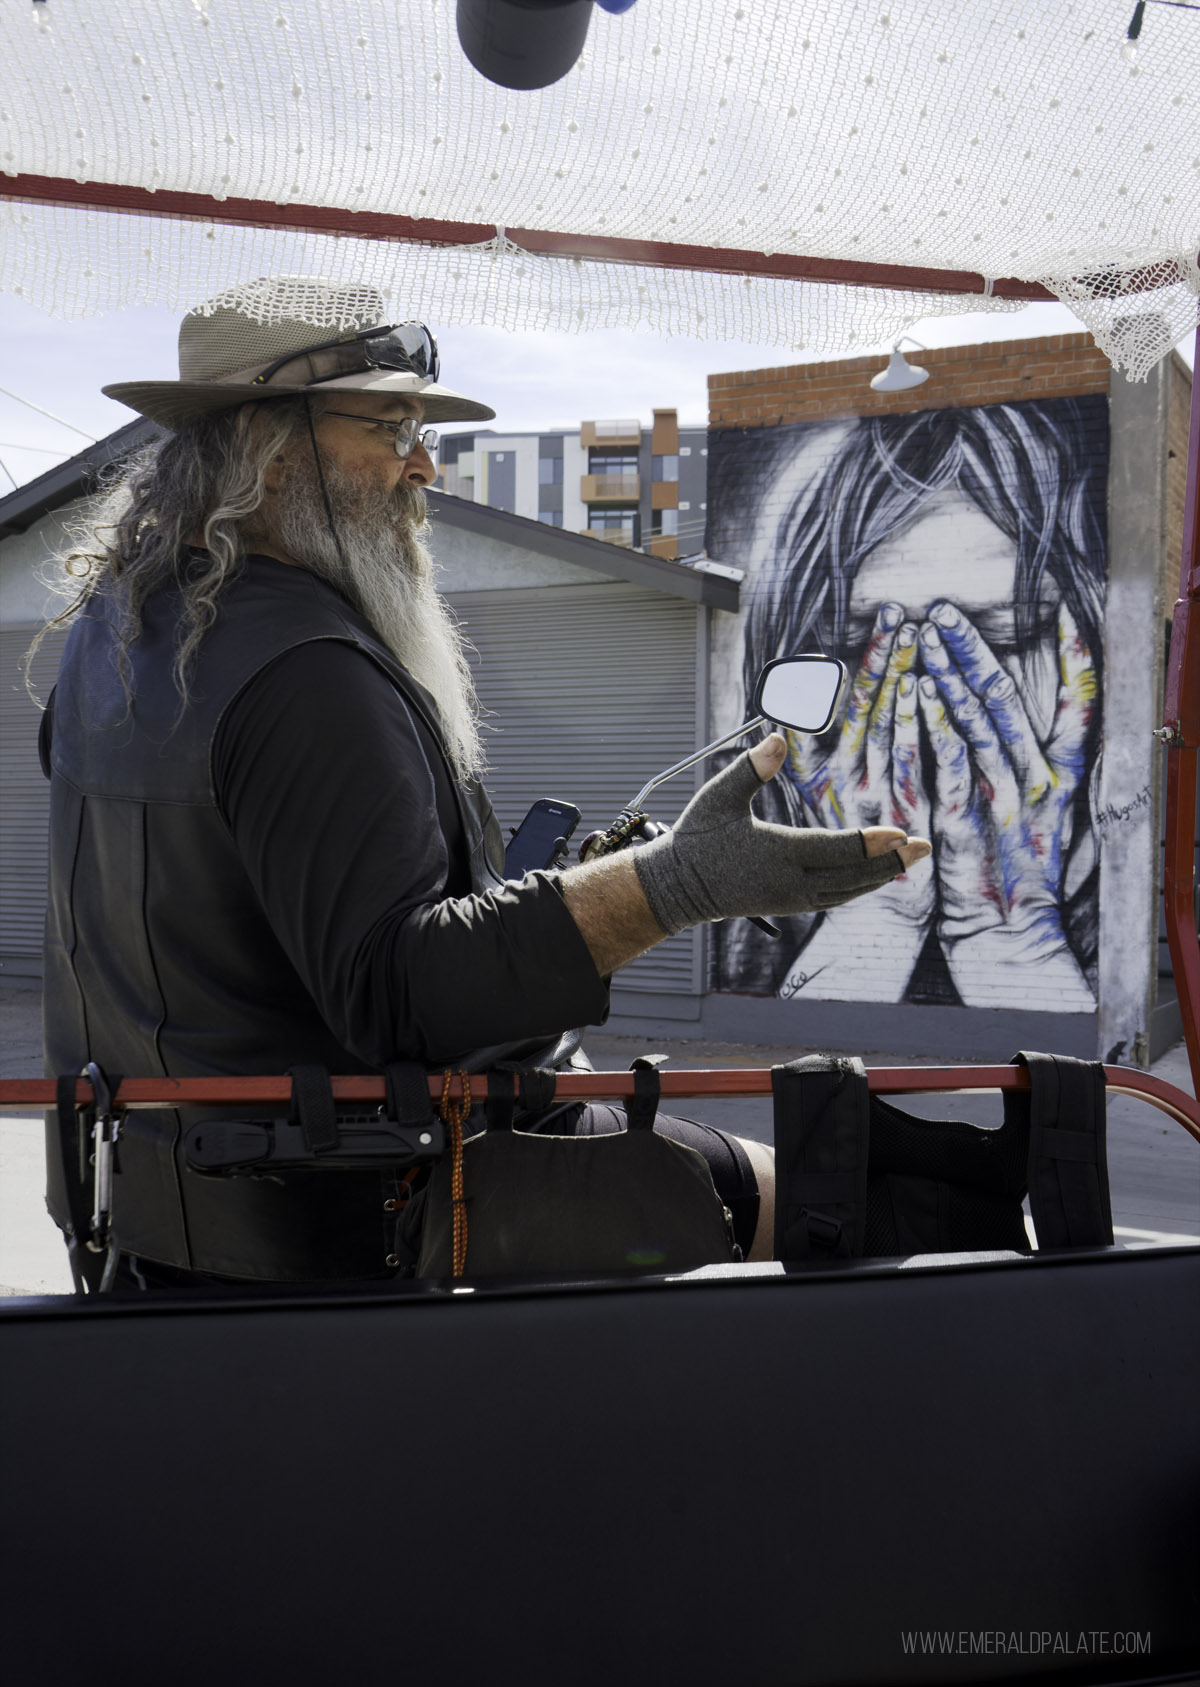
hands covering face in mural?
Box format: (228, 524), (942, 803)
(915, 597), (1096, 1004)
(784, 603), (934, 932)
(782, 597), (1097, 1010)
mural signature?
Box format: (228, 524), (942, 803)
(1096, 786), (1152, 829)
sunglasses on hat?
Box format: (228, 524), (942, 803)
(250, 321), (441, 390)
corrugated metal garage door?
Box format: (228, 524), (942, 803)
(0, 626), (65, 972)
(449, 580), (704, 1000)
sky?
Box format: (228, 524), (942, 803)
(0, 293), (1194, 496)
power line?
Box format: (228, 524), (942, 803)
(0, 441), (72, 455)
(655, 521), (709, 540)
(0, 454), (18, 493)
(0, 385), (98, 442)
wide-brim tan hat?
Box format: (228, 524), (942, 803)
(103, 276), (496, 430)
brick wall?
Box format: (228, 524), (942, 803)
(708, 333), (1110, 430)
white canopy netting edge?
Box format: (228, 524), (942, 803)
(1, 195), (1195, 381)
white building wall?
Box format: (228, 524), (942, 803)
(442, 448), (475, 500)
(561, 432), (588, 534)
(475, 435), (540, 520)
(513, 435), (541, 521)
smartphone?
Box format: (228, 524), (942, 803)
(505, 798), (582, 877)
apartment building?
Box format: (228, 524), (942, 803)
(439, 407), (708, 560)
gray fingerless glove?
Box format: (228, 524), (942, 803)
(633, 749), (906, 936)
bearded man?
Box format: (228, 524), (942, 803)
(41, 278), (928, 1288)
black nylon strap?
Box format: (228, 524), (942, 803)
(385, 1062), (436, 1128)
(62, 1072), (89, 1185)
(486, 1069), (516, 1133)
(517, 1068), (557, 1116)
(626, 1061), (661, 1132)
(287, 1065), (338, 1155)
(102, 1070), (124, 1177)
(1009, 1051), (1113, 1250)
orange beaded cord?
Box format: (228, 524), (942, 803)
(439, 1068), (471, 1278)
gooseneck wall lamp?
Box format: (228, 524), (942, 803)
(869, 337), (931, 393)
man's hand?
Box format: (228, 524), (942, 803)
(635, 733), (929, 936)
(748, 733), (930, 876)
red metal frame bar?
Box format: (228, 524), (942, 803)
(1161, 322), (1200, 1098)
(0, 173), (1056, 300)
(2, 1066), (1197, 1141)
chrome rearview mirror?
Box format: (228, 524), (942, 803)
(751, 655), (846, 736)
(623, 653), (848, 815)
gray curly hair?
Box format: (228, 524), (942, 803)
(33, 402), (307, 702)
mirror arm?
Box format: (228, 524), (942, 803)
(624, 716), (768, 816)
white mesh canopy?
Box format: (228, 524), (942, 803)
(2, 0), (1198, 377)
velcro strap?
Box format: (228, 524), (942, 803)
(385, 1062), (436, 1128)
(486, 1069), (516, 1133)
(772, 1055), (870, 1261)
(1010, 1051), (1113, 1250)
(517, 1068), (557, 1115)
(626, 1060), (661, 1132)
(287, 1065), (338, 1155)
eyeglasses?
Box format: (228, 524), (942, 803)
(322, 411), (440, 460)
(250, 321), (441, 391)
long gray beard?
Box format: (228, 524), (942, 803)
(269, 448), (485, 783)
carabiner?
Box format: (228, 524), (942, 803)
(83, 1060), (120, 1267)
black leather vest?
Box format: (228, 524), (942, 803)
(43, 556), (505, 1280)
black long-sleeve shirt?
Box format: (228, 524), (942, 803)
(212, 637), (609, 1065)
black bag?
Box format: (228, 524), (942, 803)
(417, 1063), (739, 1277)
(773, 1050), (1113, 1261)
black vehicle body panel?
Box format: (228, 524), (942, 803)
(3, 1246), (1199, 1685)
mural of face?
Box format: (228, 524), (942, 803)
(851, 489), (1056, 634)
(710, 397), (1107, 1014)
